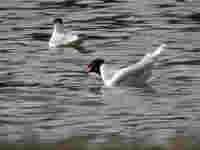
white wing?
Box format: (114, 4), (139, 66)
(63, 31), (79, 44)
(100, 64), (119, 82)
(108, 44), (167, 86)
(49, 31), (79, 48)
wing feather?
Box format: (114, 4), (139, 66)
(109, 44), (166, 86)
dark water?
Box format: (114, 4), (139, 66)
(0, 0), (200, 144)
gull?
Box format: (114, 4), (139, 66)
(88, 44), (167, 87)
(49, 18), (80, 48)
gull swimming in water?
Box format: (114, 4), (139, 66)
(88, 44), (167, 87)
(49, 18), (80, 48)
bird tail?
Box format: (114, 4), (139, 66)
(148, 44), (167, 59)
(138, 44), (167, 65)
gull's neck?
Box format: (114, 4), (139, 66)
(100, 64), (113, 87)
(100, 64), (107, 81)
(53, 23), (64, 34)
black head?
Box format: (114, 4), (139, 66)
(53, 18), (63, 24)
(88, 58), (105, 75)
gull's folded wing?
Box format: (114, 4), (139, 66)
(109, 44), (167, 86)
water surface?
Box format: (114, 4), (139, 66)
(0, 0), (200, 144)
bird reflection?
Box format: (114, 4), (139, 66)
(88, 86), (103, 95)
(88, 82), (158, 97)
(73, 45), (93, 54)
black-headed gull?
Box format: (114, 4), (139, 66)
(49, 18), (80, 48)
(88, 44), (167, 87)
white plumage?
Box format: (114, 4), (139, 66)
(49, 18), (79, 48)
(88, 44), (167, 87)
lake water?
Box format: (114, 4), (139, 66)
(0, 0), (200, 144)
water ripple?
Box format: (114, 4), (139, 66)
(0, 0), (200, 144)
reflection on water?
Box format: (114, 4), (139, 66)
(0, 0), (200, 144)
